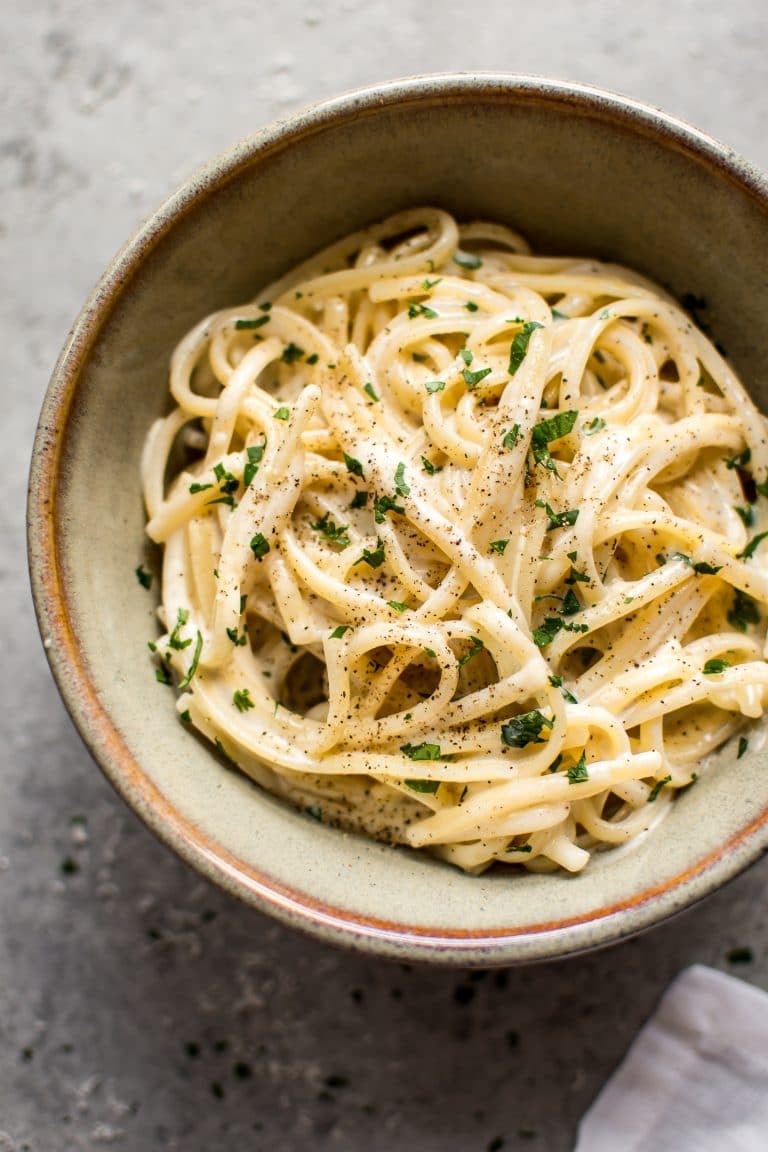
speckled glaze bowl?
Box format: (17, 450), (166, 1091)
(28, 75), (768, 965)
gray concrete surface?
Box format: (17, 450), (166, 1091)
(3, 2), (768, 1149)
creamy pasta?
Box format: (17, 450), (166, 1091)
(141, 207), (768, 874)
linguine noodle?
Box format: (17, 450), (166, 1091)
(141, 207), (768, 874)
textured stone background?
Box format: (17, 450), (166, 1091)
(3, 2), (768, 1149)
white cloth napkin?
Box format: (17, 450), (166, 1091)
(575, 964), (768, 1152)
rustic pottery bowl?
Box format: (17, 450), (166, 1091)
(28, 75), (768, 965)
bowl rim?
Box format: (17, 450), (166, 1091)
(27, 72), (768, 966)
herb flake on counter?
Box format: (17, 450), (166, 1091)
(738, 736), (749, 759)
(135, 565), (153, 589)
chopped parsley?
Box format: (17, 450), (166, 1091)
(425, 379), (445, 394)
(501, 709), (553, 748)
(583, 416), (606, 436)
(243, 439), (266, 487)
(728, 588), (760, 631)
(401, 742), (442, 761)
(281, 342), (304, 363)
(169, 608), (192, 650)
(535, 500), (579, 531)
(355, 540), (386, 568)
(565, 565), (590, 585)
(363, 382), (380, 402)
(460, 348), (473, 366)
(703, 658), (730, 674)
(178, 630), (203, 689)
(530, 410), (579, 478)
(189, 482), (214, 494)
(213, 461), (239, 495)
(405, 778), (440, 793)
(422, 277), (442, 289)
(738, 736), (749, 759)
(738, 530), (768, 560)
(735, 505), (755, 528)
(463, 366), (492, 389)
(490, 539), (509, 555)
(502, 425), (520, 451)
(408, 300), (438, 320)
(725, 447), (751, 470)
(135, 565), (153, 589)
(421, 456), (442, 475)
(509, 321), (544, 375)
(549, 674), (577, 703)
(670, 551), (722, 575)
(234, 315), (269, 330)
(273, 406), (290, 420)
(394, 463), (410, 496)
(387, 600), (409, 613)
(233, 688), (255, 713)
(465, 300), (479, 312)
(310, 513), (350, 548)
(532, 616), (588, 648)
(647, 774), (672, 802)
(458, 635), (484, 665)
(343, 452), (365, 478)
(350, 490), (369, 508)
(180, 709), (191, 722)
(560, 588), (581, 616)
(329, 625), (350, 639)
(226, 626), (247, 646)
(566, 753), (589, 784)
(453, 249), (482, 269)
(551, 308), (569, 320)
(306, 352), (319, 365)
(155, 660), (172, 686)
(249, 533), (270, 560)
(374, 494), (405, 523)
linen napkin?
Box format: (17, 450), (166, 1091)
(574, 963), (768, 1152)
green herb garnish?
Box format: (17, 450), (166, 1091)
(273, 406), (290, 420)
(343, 452), (365, 478)
(404, 778), (440, 793)
(169, 608), (192, 651)
(509, 321), (544, 375)
(310, 513), (350, 548)
(178, 630), (203, 689)
(738, 531), (768, 560)
(530, 410), (579, 478)
(703, 658), (730, 674)
(501, 709), (553, 748)
(425, 379), (445, 394)
(401, 742), (442, 761)
(408, 301), (438, 320)
(738, 736), (749, 759)
(234, 315), (269, 330)
(243, 439), (266, 487)
(421, 456), (442, 475)
(387, 600), (409, 613)
(281, 342), (304, 363)
(355, 540), (386, 568)
(535, 500), (579, 532)
(490, 539), (509, 555)
(233, 688), (254, 713)
(374, 494), (405, 523)
(363, 382), (380, 402)
(350, 490), (369, 508)
(464, 300), (479, 312)
(566, 753), (589, 784)
(725, 447), (751, 470)
(583, 416), (606, 436)
(135, 565), (153, 589)
(728, 588), (760, 631)
(647, 774), (672, 802)
(502, 425), (520, 451)
(329, 625), (350, 638)
(249, 533), (270, 560)
(549, 674), (577, 703)
(394, 462), (410, 496)
(226, 627), (247, 646)
(458, 635), (484, 665)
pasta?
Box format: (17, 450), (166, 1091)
(141, 207), (768, 875)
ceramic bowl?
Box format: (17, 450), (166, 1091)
(28, 75), (768, 965)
